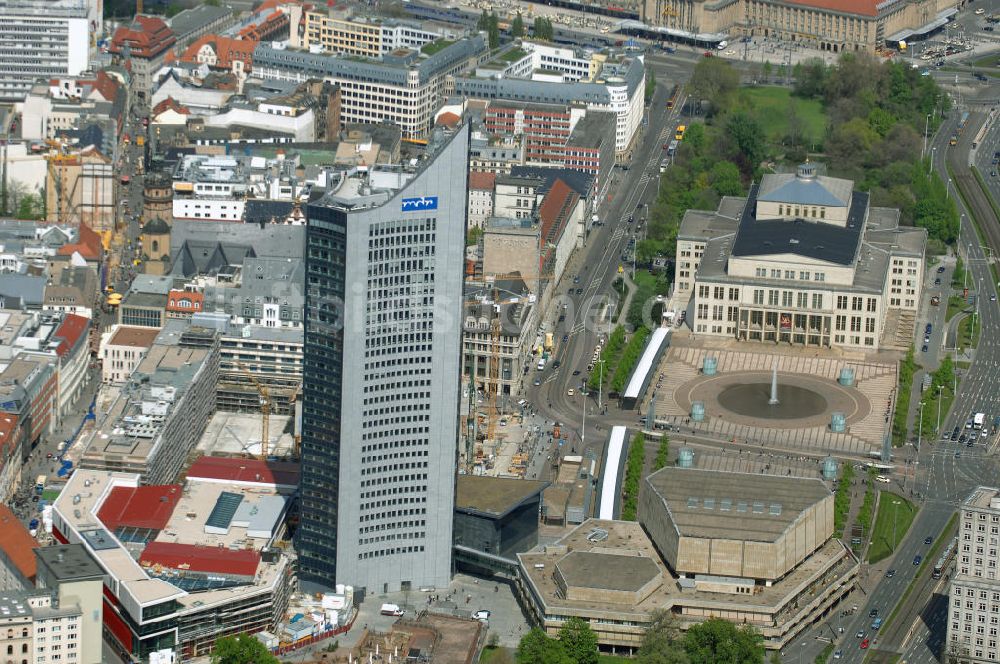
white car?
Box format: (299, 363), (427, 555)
(876, 475), (891, 484)
(474, 610), (491, 622)
(567, 388), (575, 397)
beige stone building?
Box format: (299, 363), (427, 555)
(674, 163), (926, 351)
(516, 467), (858, 652)
(644, 0), (958, 53)
(302, 10), (442, 58)
(99, 324), (161, 384)
(44, 149), (115, 232)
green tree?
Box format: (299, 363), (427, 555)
(709, 161), (743, 197)
(637, 610), (689, 664)
(15, 193), (42, 220)
(725, 111), (766, 171)
(682, 618), (765, 664)
(533, 17), (553, 40)
(792, 57), (828, 99)
(688, 57), (739, 114)
(487, 13), (500, 49)
(211, 635), (279, 664)
(557, 617), (598, 664)
(762, 60), (772, 81)
(517, 628), (572, 664)
(478, 9), (490, 31)
(511, 12), (524, 38)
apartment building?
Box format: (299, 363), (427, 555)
(302, 10), (441, 57)
(252, 35), (486, 138)
(298, 126), (470, 593)
(678, 163), (926, 350)
(99, 325), (160, 384)
(0, 0), (90, 102)
(947, 487), (1000, 664)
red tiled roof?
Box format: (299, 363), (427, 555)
(786, 0), (878, 16)
(110, 16), (176, 59)
(57, 223), (103, 261)
(186, 456), (300, 488)
(97, 485), (182, 532)
(0, 504), (38, 583)
(92, 71), (121, 103)
(435, 112), (460, 128)
(152, 96), (190, 117)
(53, 314), (90, 358)
(538, 179), (577, 244)
(468, 171), (495, 191)
(166, 289), (203, 313)
(139, 541), (261, 577)
(180, 35), (256, 71)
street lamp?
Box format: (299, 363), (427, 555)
(892, 499), (902, 552)
(918, 400), (925, 453)
(929, 147), (936, 175)
(937, 384), (944, 432)
(924, 113), (931, 158)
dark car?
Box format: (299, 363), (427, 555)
(956, 451), (962, 458)
(925, 536), (933, 545)
(921, 344), (929, 352)
(960, 434), (968, 444)
(552, 360), (561, 369)
(886, 569), (896, 578)
(562, 334), (569, 342)
(576, 288), (584, 295)
(572, 370), (581, 376)
(937, 265), (946, 273)
(935, 277), (942, 285)
(925, 323), (933, 334)
(869, 608), (878, 618)
(913, 555), (922, 566)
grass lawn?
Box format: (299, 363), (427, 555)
(598, 656), (632, 663)
(41, 489), (61, 502)
(946, 295), (968, 322)
(420, 38), (454, 55)
(958, 312), (982, 349)
(498, 47), (527, 63)
(479, 647), (507, 662)
(740, 86), (826, 145)
(868, 492), (917, 564)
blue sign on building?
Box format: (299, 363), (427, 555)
(401, 196), (438, 212)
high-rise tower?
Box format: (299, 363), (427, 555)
(297, 125), (469, 593)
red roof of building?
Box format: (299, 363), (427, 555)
(186, 456), (300, 488)
(787, 0), (878, 16)
(53, 314), (90, 358)
(92, 71), (121, 103)
(238, 10), (289, 41)
(110, 16), (177, 59)
(180, 35), (256, 71)
(152, 96), (191, 117)
(166, 289), (204, 314)
(435, 112), (460, 128)
(0, 504), (38, 583)
(538, 179), (578, 245)
(0, 414), (18, 457)
(57, 223), (103, 261)
(139, 541), (261, 577)
(468, 171), (495, 192)
(97, 485), (183, 532)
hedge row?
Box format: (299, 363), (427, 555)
(621, 432), (645, 521)
(654, 436), (669, 471)
(833, 463), (854, 538)
(610, 326), (651, 393)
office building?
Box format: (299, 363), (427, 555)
(302, 10), (442, 57)
(0, 0), (90, 102)
(643, 0), (958, 54)
(517, 467), (858, 652)
(947, 487), (1000, 664)
(51, 465), (295, 661)
(297, 125), (470, 593)
(79, 326), (218, 484)
(252, 36), (486, 138)
(676, 162), (926, 350)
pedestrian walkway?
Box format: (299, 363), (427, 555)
(647, 344), (897, 456)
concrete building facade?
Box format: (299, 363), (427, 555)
(0, 0), (90, 102)
(676, 163), (926, 351)
(298, 126), (469, 593)
(947, 487), (1000, 664)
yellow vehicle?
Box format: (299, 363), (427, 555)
(675, 125), (686, 141)
(136, 135), (145, 147)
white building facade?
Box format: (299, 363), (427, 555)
(0, 0), (89, 102)
(948, 487), (1000, 664)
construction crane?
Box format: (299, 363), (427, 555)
(235, 360), (271, 459)
(46, 152), (78, 224)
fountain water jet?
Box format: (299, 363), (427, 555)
(768, 363), (780, 406)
